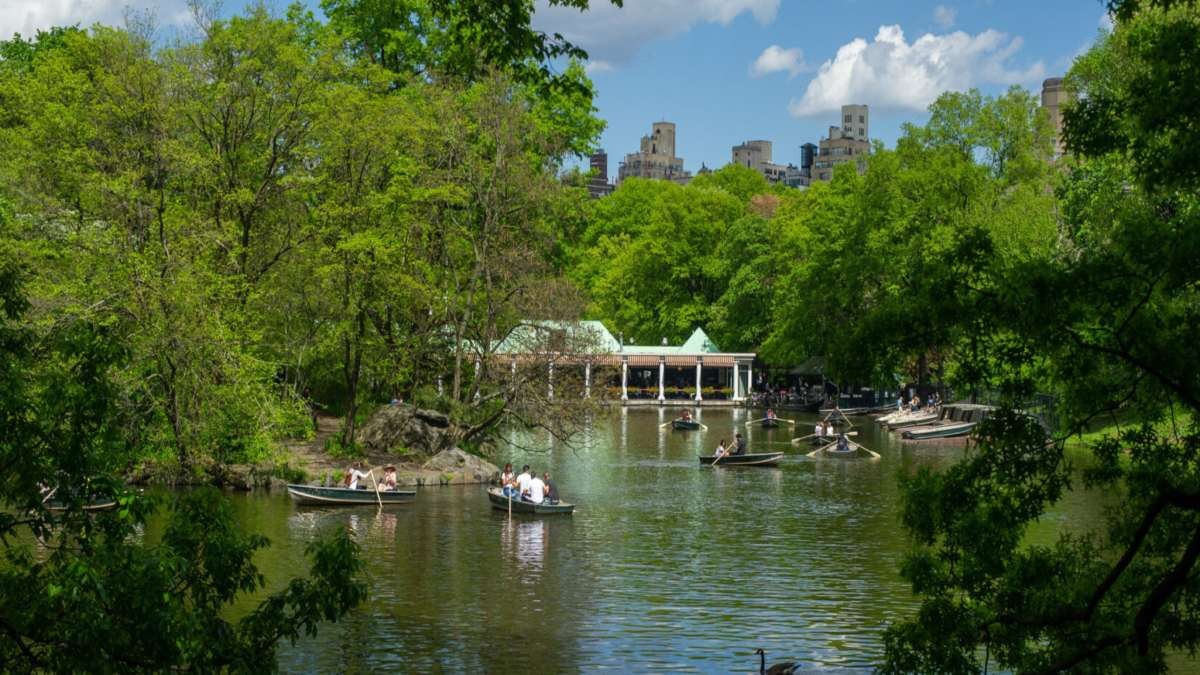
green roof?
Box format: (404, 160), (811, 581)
(492, 322), (740, 356)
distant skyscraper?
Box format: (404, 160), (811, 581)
(812, 104), (870, 182)
(617, 121), (692, 184)
(588, 149), (613, 198)
(1041, 77), (1069, 160)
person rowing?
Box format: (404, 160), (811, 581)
(836, 433), (851, 453)
(713, 439), (728, 459)
(766, 408), (777, 421)
(681, 409), (693, 422)
(732, 433), (746, 456)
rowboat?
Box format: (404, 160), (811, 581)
(45, 497), (118, 512)
(820, 406), (871, 416)
(286, 484), (416, 506)
(901, 404), (994, 440)
(808, 443), (876, 459)
(884, 411), (939, 430)
(672, 419), (701, 431)
(487, 487), (574, 514)
(698, 452), (784, 467)
(761, 418), (780, 428)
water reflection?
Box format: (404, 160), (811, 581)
(207, 408), (1126, 672)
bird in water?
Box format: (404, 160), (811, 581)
(755, 648), (799, 674)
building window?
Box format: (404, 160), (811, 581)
(859, 115), (864, 123)
(844, 115), (852, 124)
(859, 128), (865, 137)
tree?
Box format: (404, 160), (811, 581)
(882, 2), (1200, 671)
(0, 246), (365, 672)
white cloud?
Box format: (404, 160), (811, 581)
(788, 24), (1045, 117)
(750, 45), (806, 78)
(585, 60), (614, 75)
(1, 0), (192, 39)
(933, 5), (957, 29)
(534, 0), (779, 69)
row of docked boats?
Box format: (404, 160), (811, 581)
(876, 403), (995, 440)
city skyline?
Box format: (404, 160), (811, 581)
(3, 1), (1109, 170)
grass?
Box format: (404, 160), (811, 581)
(1063, 409), (1193, 448)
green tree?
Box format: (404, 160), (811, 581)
(882, 2), (1200, 671)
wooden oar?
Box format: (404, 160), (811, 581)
(806, 441), (838, 458)
(711, 449), (728, 468)
(792, 433), (817, 444)
(659, 420), (674, 429)
(780, 418), (797, 425)
(848, 438), (882, 459)
(744, 417), (767, 426)
(698, 423), (709, 431)
(368, 469), (382, 508)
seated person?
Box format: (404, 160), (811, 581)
(732, 433), (746, 456)
(766, 409), (777, 420)
(523, 471), (546, 505)
(837, 434), (851, 453)
(542, 472), (559, 504)
(343, 464), (370, 490)
(814, 422), (824, 438)
(378, 466), (398, 491)
(681, 409), (693, 421)
(713, 440), (727, 457)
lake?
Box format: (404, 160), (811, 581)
(224, 407), (1114, 673)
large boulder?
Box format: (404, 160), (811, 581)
(423, 448), (500, 484)
(357, 403), (461, 455)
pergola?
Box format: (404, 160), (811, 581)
(490, 321), (756, 403)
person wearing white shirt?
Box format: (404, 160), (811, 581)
(525, 474), (546, 505)
(516, 465), (532, 496)
(814, 422), (824, 439)
(344, 465), (370, 490)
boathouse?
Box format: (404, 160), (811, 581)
(492, 321), (755, 405)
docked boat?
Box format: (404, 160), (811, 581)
(487, 487), (575, 514)
(698, 452), (784, 467)
(672, 419), (701, 431)
(286, 484), (416, 506)
(883, 410), (939, 430)
(901, 404), (994, 440)
(819, 406), (871, 416)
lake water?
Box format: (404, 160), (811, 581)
(226, 407), (1115, 673)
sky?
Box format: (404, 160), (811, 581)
(2, 0), (1111, 173)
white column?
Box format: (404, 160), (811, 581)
(473, 359), (481, 403)
(733, 362), (741, 401)
(694, 359), (703, 401)
(621, 360), (628, 401)
(584, 361), (592, 399)
(747, 361), (754, 398)
(657, 358), (665, 402)
(548, 362), (554, 400)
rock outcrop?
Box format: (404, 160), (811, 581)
(357, 403), (462, 455)
(422, 448), (500, 484)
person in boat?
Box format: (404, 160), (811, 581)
(823, 421), (834, 438)
(516, 465), (533, 497)
(542, 472), (559, 504)
(836, 433), (851, 453)
(732, 433), (746, 456)
(814, 421), (825, 440)
(343, 464), (370, 490)
(681, 409), (693, 422)
(378, 466), (398, 491)
(713, 439), (728, 458)
(501, 463), (516, 498)
(766, 409), (777, 421)
(523, 470), (546, 505)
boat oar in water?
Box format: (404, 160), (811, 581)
(744, 417), (767, 426)
(658, 420), (674, 429)
(792, 431), (857, 444)
(698, 423), (709, 431)
(806, 441), (839, 458)
(711, 449), (728, 468)
(848, 439), (881, 459)
(368, 469), (383, 508)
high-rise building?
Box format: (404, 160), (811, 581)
(588, 149), (614, 198)
(812, 104), (871, 182)
(617, 121), (692, 184)
(731, 139), (808, 187)
(1041, 77), (1069, 160)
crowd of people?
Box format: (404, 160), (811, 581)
(896, 391), (941, 412)
(499, 463), (560, 505)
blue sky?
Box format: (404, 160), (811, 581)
(3, 0), (1109, 171)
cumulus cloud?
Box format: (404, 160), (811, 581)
(750, 45), (806, 78)
(534, 0), (779, 69)
(585, 60), (614, 75)
(0, 0), (192, 38)
(788, 24), (1045, 117)
(933, 5), (957, 29)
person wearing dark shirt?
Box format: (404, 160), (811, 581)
(733, 433), (746, 455)
(542, 472), (559, 504)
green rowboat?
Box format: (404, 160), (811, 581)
(287, 484), (416, 506)
(487, 487), (575, 514)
